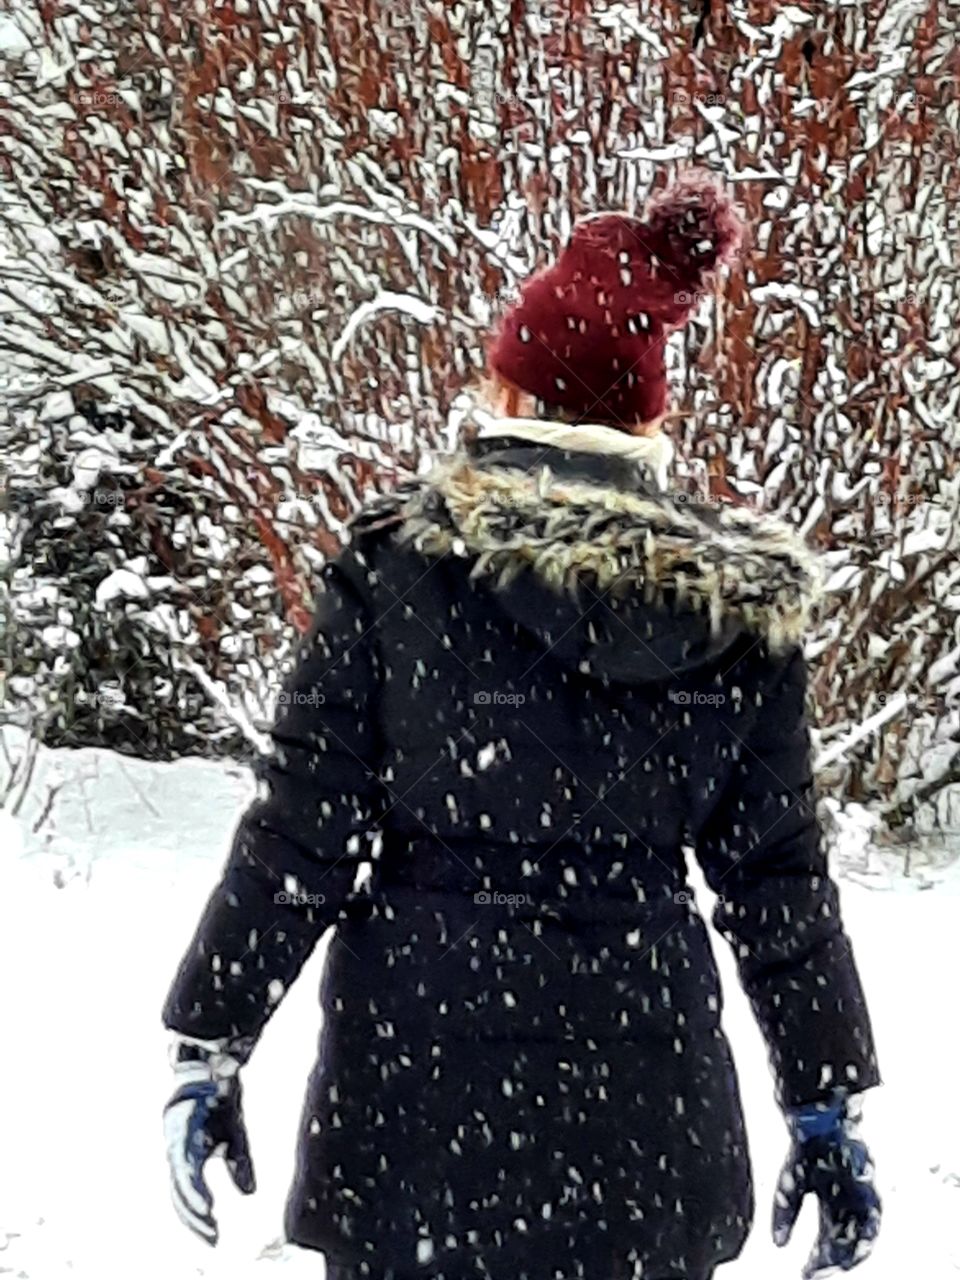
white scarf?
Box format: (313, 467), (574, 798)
(469, 406), (675, 492)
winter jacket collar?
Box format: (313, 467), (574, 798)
(361, 407), (823, 673)
(468, 408), (675, 491)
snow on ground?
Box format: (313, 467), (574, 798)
(0, 731), (958, 1279)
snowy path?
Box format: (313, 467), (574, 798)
(0, 737), (957, 1279)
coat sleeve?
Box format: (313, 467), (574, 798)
(694, 647), (881, 1109)
(162, 553), (383, 1055)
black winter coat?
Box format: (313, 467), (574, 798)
(164, 427), (880, 1280)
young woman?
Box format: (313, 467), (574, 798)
(163, 173), (881, 1280)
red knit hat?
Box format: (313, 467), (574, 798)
(488, 171), (744, 428)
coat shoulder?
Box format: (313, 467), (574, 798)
(346, 477), (425, 542)
(323, 483), (423, 607)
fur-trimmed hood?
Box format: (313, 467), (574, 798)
(368, 416), (822, 684)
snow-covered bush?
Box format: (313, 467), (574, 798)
(1, 0), (959, 821)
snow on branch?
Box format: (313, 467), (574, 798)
(815, 693), (910, 772)
(180, 660), (271, 758)
(331, 292), (441, 361)
(216, 199), (458, 255)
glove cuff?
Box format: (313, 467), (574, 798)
(169, 1033), (250, 1082)
(787, 1087), (870, 1143)
(789, 1093), (845, 1140)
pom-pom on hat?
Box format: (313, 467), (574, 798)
(488, 170), (744, 428)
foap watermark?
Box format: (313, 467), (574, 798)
(474, 890), (534, 907)
(674, 490), (726, 508)
(492, 283), (521, 309)
(80, 488), (125, 509)
(276, 87), (326, 108)
(76, 90), (122, 108)
(672, 89), (726, 107)
(877, 691), (938, 711)
(668, 689), (726, 707)
(474, 86), (525, 109)
(471, 60), (529, 111)
(674, 289), (708, 308)
(275, 891), (326, 907)
(97, 281), (129, 308)
(276, 287), (324, 316)
(675, 890), (727, 906)
(871, 490), (927, 507)
(481, 490), (548, 514)
(474, 690), (526, 707)
(278, 687), (325, 707)
(94, 684), (126, 711)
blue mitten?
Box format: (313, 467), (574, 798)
(163, 1037), (256, 1245)
(773, 1091), (880, 1278)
